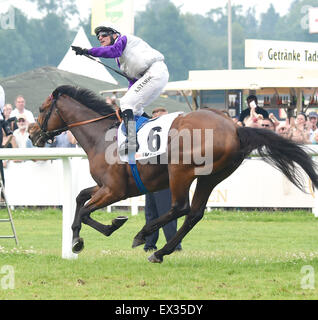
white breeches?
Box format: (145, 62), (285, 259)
(120, 61), (169, 116)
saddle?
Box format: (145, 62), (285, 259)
(120, 115), (151, 136)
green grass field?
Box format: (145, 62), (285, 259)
(0, 208), (318, 300)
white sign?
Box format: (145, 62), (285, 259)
(309, 7), (318, 34)
(245, 39), (318, 69)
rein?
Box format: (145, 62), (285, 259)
(66, 114), (117, 129)
(38, 94), (121, 143)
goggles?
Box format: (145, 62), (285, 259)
(97, 31), (112, 39)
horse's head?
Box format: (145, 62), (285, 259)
(30, 85), (119, 147)
(29, 93), (66, 147)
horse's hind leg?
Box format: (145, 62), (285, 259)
(132, 172), (193, 248)
(148, 176), (215, 263)
(148, 158), (244, 263)
(132, 198), (190, 248)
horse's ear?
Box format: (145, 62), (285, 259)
(52, 89), (59, 99)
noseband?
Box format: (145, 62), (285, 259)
(37, 93), (118, 143)
(37, 93), (65, 143)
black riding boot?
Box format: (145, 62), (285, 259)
(141, 112), (151, 119)
(119, 109), (139, 156)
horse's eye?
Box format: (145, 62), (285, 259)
(39, 107), (43, 113)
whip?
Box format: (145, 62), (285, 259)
(82, 54), (135, 82)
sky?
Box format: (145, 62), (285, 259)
(0, 0), (292, 19)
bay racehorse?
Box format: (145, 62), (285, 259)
(29, 85), (318, 263)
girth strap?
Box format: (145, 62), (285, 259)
(129, 163), (148, 194)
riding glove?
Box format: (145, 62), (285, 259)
(71, 46), (89, 56)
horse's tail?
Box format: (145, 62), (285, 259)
(236, 126), (318, 191)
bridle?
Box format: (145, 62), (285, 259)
(37, 93), (120, 143)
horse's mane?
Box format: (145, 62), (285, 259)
(53, 85), (116, 116)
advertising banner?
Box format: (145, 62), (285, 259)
(245, 39), (318, 69)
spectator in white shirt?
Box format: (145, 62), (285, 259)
(10, 95), (35, 124)
(13, 114), (29, 148)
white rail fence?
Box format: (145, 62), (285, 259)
(0, 146), (318, 259)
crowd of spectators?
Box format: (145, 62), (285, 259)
(236, 95), (318, 145)
(1, 94), (79, 167)
(1, 93), (120, 151)
(3, 92), (318, 152)
(1, 94), (81, 149)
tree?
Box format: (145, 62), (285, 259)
(29, 0), (79, 23)
(0, 9), (33, 77)
(135, 0), (193, 81)
(0, 5), (74, 77)
(275, 0), (318, 42)
(241, 7), (259, 39)
(2, 0), (318, 82)
(34, 13), (73, 67)
(259, 4), (280, 40)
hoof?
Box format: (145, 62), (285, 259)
(132, 237), (146, 248)
(103, 216), (129, 237)
(148, 252), (163, 263)
(112, 216), (128, 228)
(72, 238), (84, 254)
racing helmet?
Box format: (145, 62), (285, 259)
(94, 23), (120, 37)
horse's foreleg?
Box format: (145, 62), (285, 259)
(72, 186), (99, 253)
(72, 187), (127, 253)
(83, 215), (128, 236)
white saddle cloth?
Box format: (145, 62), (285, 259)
(118, 112), (183, 162)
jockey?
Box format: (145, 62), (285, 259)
(72, 25), (169, 156)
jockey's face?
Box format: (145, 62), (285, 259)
(98, 33), (117, 47)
